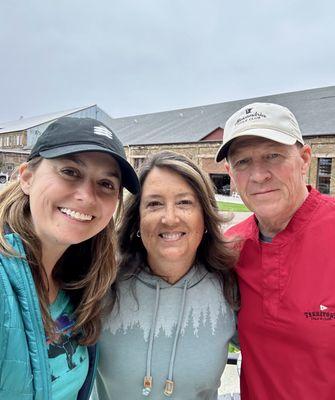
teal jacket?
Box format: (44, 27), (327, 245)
(0, 232), (97, 400)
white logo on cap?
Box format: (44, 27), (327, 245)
(320, 304), (328, 311)
(94, 126), (113, 140)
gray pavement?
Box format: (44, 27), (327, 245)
(218, 204), (248, 398)
(219, 363), (240, 397)
(221, 210), (253, 231)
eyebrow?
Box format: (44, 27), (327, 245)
(229, 143), (283, 158)
(61, 155), (85, 165)
(143, 191), (196, 198)
(60, 155), (121, 179)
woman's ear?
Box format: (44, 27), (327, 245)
(19, 163), (34, 195)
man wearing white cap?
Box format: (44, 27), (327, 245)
(216, 103), (335, 399)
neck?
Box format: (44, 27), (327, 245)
(258, 219), (290, 238)
(41, 244), (67, 303)
(258, 187), (309, 238)
(147, 256), (195, 284)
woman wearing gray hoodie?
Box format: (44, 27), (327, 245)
(92, 151), (238, 400)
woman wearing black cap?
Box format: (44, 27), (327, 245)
(0, 117), (139, 400)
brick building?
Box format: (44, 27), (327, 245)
(1, 86), (335, 195)
(111, 86), (335, 196)
(0, 104), (114, 175)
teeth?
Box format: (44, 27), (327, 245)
(160, 232), (184, 240)
(60, 208), (93, 221)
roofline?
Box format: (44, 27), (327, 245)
(24, 104), (96, 131)
(114, 85), (335, 119)
(126, 139), (222, 147)
(0, 149), (30, 155)
(124, 130), (335, 147)
(0, 104), (97, 134)
(303, 132), (335, 138)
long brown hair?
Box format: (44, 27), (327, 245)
(0, 158), (121, 345)
(117, 151), (239, 309)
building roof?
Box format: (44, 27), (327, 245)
(110, 86), (335, 145)
(0, 148), (30, 154)
(0, 105), (96, 134)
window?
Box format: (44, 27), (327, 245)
(209, 173), (231, 195)
(133, 157), (145, 171)
(5, 163), (14, 172)
(317, 158), (332, 194)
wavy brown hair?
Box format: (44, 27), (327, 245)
(117, 151), (239, 309)
(0, 158), (122, 345)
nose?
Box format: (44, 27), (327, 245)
(249, 161), (271, 183)
(74, 180), (97, 204)
(161, 204), (180, 225)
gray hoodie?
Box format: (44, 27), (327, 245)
(92, 264), (235, 400)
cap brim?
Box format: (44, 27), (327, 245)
(215, 128), (301, 162)
(40, 144), (140, 194)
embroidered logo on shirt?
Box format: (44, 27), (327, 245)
(304, 306), (335, 321)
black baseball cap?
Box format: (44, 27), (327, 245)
(28, 117), (140, 194)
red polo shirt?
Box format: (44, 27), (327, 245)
(227, 187), (335, 399)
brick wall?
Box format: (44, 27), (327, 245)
(126, 137), (335, 196)
(2, 135), (335, 195)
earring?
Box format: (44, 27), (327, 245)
(136, 230), (141, 238)
(204, 228), (208, 234)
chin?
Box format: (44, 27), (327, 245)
(55, 234), (90, 247)
(160, 252), (185, 262)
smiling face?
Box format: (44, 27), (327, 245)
(226, 136), (311, 235)
(19, 151), (121, 260)
(139, 167), (205, 277)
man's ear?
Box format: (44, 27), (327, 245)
(224, 160), (238, 191)
(19, 163), (34, 195)
(224, 160), (231, 175)
(224, 160), (235, 182)
(300, 145), (312, 175)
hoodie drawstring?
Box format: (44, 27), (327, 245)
(142, 281), (161, 396)
(142, 280), (189, 397)
(164, 280), (188, 396)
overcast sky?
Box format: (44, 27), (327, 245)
(0, 0), (334, 122)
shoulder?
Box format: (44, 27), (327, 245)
(317, 191), (335, 210)
(0, 289), (7, 361)
(223, 214), (256, 249)
(0, 232), (27, 294)
(2, 231), (25, 252)
(0, 232), (26, 267)
(226, 214), (255, 236)
(308, 188), (335, 221)
(0, 251), (15, 361)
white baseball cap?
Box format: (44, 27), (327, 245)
(215, 102), (304, 162)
